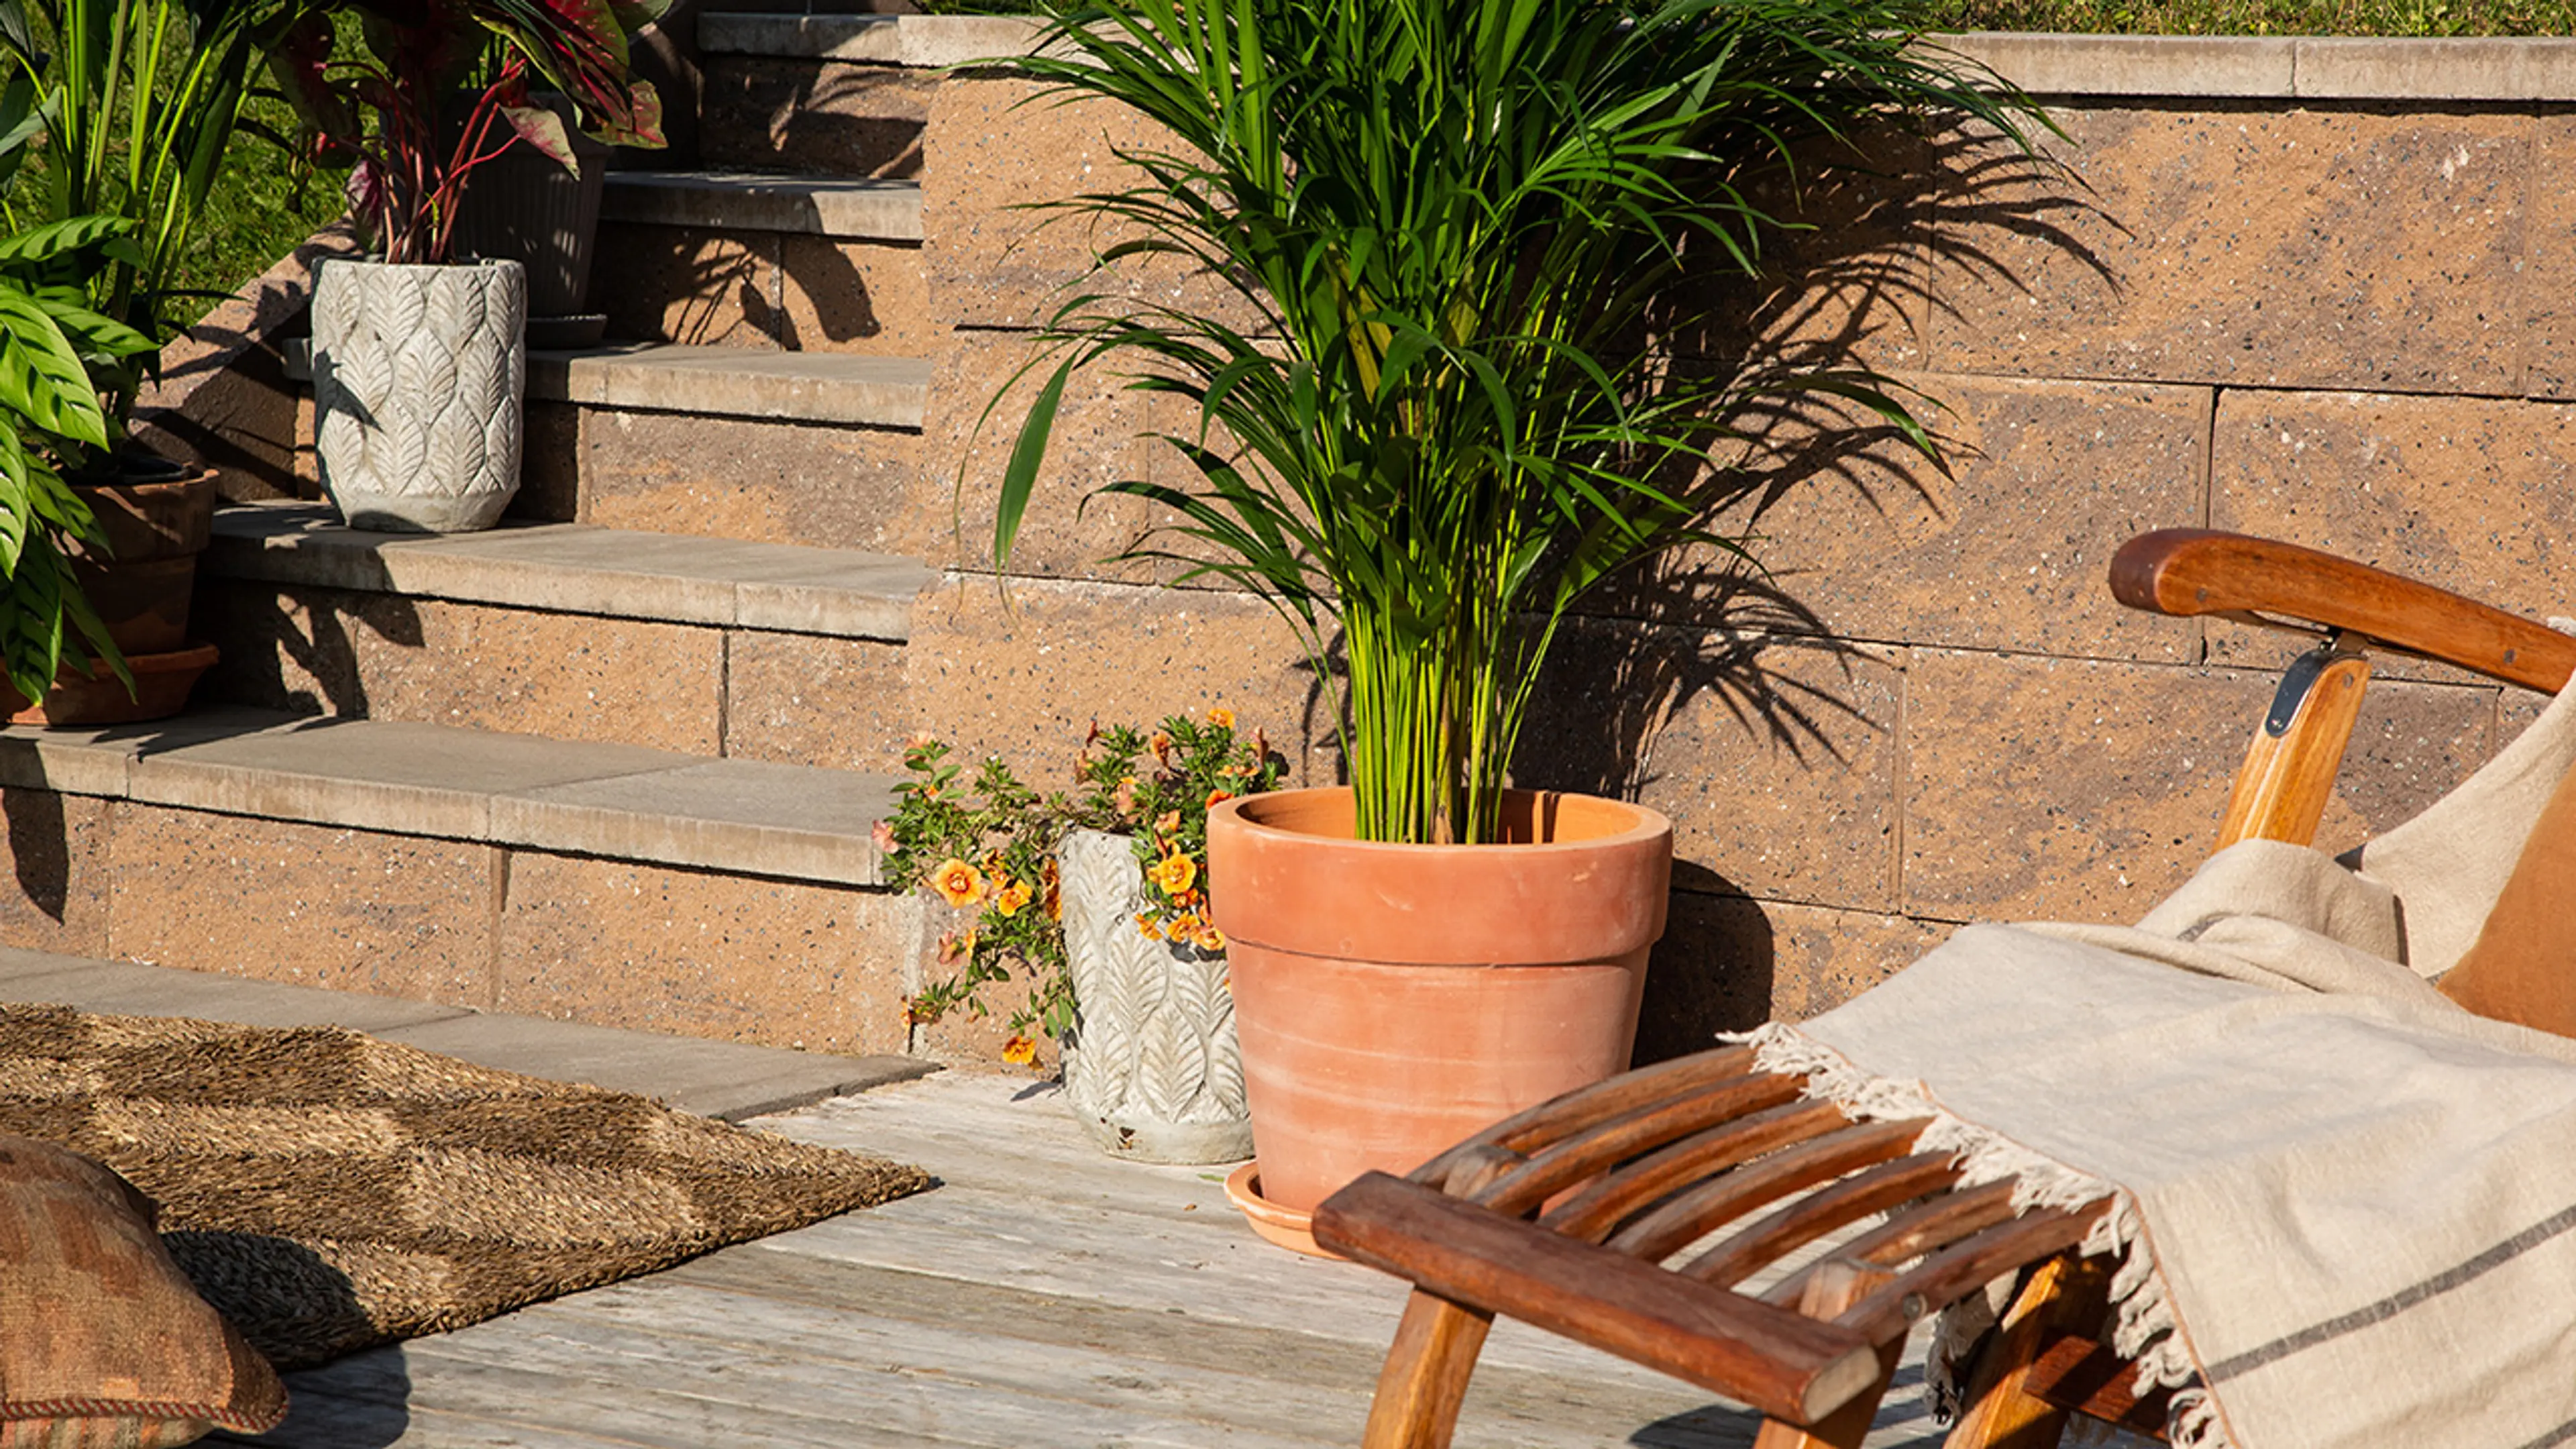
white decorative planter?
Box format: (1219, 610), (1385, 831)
(312, 258), (527, 533)
(1057, 830), (1252, 1164)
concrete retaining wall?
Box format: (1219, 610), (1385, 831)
(911, 35), (2576, 1056)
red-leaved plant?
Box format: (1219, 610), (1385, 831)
(269, 0), (668, 264)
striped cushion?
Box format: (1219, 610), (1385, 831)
(0, 1136), (286, 1448)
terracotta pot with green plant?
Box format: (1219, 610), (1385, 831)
(989, 0), (2049, 1248)
(881, 711), (1283, 1165)
(269, 0), (665, 531)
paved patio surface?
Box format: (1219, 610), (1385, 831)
(0, 947), (930, 1120)
(0, 949), (1997, 1447)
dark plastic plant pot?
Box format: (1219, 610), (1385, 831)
(449, 96), (612, 320)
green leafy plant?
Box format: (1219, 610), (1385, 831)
(879, 710), (1283, 1059)
(989, 0), (2049, 846)
(0, 215), (161, 702)
(267, 0), (668, 265)
(0, 0), (294, 449)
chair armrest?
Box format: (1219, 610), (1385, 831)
(1313, 1171), (1888, 1426)
(2110, 529), (2576, 693)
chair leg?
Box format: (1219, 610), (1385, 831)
(1360, 1290), (1496, 1449)
(1752, 1259), (1903, 1449)
(1944, 1253), (2111, 1449)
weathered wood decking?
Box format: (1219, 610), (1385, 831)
(215, 1070), (1970, 1449)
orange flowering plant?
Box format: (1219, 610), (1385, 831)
(881, 710), (1283, 1052)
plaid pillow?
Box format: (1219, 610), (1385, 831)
(0, 1134), (288, 1448)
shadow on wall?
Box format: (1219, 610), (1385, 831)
(189, 582), (424, 722)
(1506, 120), (2104, 1033)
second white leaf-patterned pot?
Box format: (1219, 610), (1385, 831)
(312, 258), (527, 533)
(1057, 829), (1253, 1165)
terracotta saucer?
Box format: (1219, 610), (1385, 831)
(1224, 1162), (1346, 1260)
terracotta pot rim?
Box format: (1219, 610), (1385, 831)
(54, 642), (219, 683)
(69, 466), (219, 499)
(1214, 785), (1671, 853)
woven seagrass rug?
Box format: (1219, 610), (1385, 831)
(0, 1003), (931, 1369)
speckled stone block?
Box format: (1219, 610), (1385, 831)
(924, 76), (1252, 333)
(105, 804), (498, 1004)
(905, 331), (1165, 580)
(775, 235), (933, 355)
(498, 851), (915, 1056)
(1669, 373), (2210, 661)
(726, 631), (912, 774)
(194, 584), (725, 755)
(592, 223), (776, 350)
(579, 407), (918, 551)
(2210, 390), (2576, 668)
(701, 57), (930, 178)
(1925, 107), (2532, 394)
(1634, 893), (1945, 1062)
(1519, 623), (1904, 911)
(902, 576), (1338, 791)
(2528, 115), (2576, 401)
(1904, 651), (2493, 922)
(509, 400), (582, 524)
(0, 790), (111, 957)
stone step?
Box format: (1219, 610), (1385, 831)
(592, 176), (930, 354)
(602, 170), (921, 241)
(697, 13), (1042, 68)
(0, 947), (933, 1120)
(530, 343), (930, 429)
(196, 502), (935, 759)
(204, 502), (934, 639)
(0, 708), (930, 1059)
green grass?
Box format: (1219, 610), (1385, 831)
(165, 94), (347, 317)
(1925, 0), (2572, 33)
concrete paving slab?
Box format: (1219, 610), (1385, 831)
(491, 759), (898, 885)
(374, 1012), (936, 1120)
(0, 957), (474, 1032)
(1941, 33), (2294, 96)
(130, 716), (690, 841)
(530, 345), (932, 429)
(207, 503), (930, 640)
(2292, 36), (2576, 99)
(0, 950), (934, 1120)
(0, 706), (306, 798)
(698, 13), (1051, 68)
(601, 171), (923, 241)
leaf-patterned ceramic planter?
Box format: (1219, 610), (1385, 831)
(1057, 829), (1253, 1164)
(313, 258), (526, 533)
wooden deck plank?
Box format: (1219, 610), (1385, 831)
(221, 1067), (1960, 1448)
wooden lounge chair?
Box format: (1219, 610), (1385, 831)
(1310, 529), (2576, 1449)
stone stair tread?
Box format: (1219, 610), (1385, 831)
(527, 342), (932, 429)
(0, 708), (902, 887)
(207, 501), (936, 641)
(698, 11), (1043, 68)
(602, 168), (921, 240)
(0, 945), (934, 1120)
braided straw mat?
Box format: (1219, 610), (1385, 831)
(0, 1003), (931, 1369)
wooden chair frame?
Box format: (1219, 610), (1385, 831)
(1312, 529), (2576, 1449)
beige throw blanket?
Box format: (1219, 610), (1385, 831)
(1747, 680), (2576, 1449)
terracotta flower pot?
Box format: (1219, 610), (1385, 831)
(1205, 787), (1673, 1219)
(69, 467), (219, 655)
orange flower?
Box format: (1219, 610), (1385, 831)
(995, 879), (1032, 918)
(1195, 924), (1227, 952)
(1155, 810), (1183, 837)
(1149, 732), (1172, 760)
(1206, 707), (1235, 730)
(870, 819), (897, 853)
(1166, 911), (1201, 938)
(1002, 1034), (1038, 1067)
(936, 928), (976, 966)
(1134, 913), (1164, 941)
(1045, 881), (1063, 920)
(1151, 852), (1197, 898)
(931, 858), (985, 907)
(1205, 789), (1233, 810)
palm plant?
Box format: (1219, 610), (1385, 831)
(992, 0), (2048, 846)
